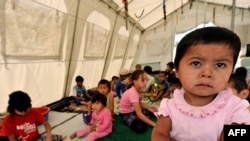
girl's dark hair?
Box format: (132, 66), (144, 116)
(91, 93), (107, 106)
(131, 70), (145, 81)
(143, 66), (152, 74)
(174, 27), (241, 71)
(98, 79), (111, 92)
(7, 91), (32, 115)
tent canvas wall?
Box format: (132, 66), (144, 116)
(1, 0), (250, 113)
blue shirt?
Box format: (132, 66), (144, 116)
(115, 80), (126, 99)
(73, 85), (87, 98)
(158, 80), (170, 94)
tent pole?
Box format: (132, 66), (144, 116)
(101, 13), (119, 78)
(121, 25), (135, 69)
(231, 0), (236, 31)
(195, 0), (198, 27)
(203, 0), (207, 28)
(63, 0), (80, 97)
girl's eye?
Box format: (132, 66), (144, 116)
(216, 63), (226, 68)
(191, 61), (201, 67)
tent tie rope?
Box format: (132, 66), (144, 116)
(122, 0), (129, 30)
(135, 9), (144, 19)
(163, 0), (167, 26)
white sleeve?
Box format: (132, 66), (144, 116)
(70, 86), (77, 96)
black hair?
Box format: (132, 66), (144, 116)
(159, 71), (166, 75)
(174, 27), (241, 71)
(91, 93), (107, 106)
(235, 67), (247, 78)
(111, 76), (119, 81)
(75, 75), (84, 82)
(98, 79), (111, 92)
(170, 78), (182, 87)
(7, 91), (32, 115)
(228, 73), (248, 93)
(167, 62), (174, 70)
(131, 70), (145, 81)
(143, 66), (152, 74)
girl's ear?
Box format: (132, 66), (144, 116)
(239, 89), (249, 99)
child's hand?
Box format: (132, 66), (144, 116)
(89, 123), (93, 127)
(148, 106), (158, 113)
(79, 97), (85, 101)
(90, 126), (96, 132)
(92, 127), (96, 132)
(45, 135), (52, 141)
(89, 124), (96, 132)
(151, 89), (158, 97)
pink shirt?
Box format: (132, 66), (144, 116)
(90, 107), (112, 133)
(119, 86), (141, 113)
(157, 89), (250, 141)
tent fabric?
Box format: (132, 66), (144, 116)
(1, 0), (250, 113)
(112, 0), (250, 30)
(4, 0), (64, 57)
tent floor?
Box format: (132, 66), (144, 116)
(38, 112), (154, 141)
(46, 96), (88, 113)
(44, 96), (156, 141)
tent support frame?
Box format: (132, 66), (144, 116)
(63, 0), (81, 97)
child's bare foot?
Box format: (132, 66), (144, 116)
(70, 132), (76, 140)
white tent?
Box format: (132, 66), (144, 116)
(1, 0), (250, 113)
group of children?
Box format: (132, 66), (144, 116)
(1, 26), (250, 141)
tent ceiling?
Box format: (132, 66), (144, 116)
(105, 0), (250, 30)
(34, 0), (250, 31)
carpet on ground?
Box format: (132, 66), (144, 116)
(74, 115), (156, 141)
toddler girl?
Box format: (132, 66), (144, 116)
(152, 27), (250, 141)
(70, 93), (112, 141)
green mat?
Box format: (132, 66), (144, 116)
(74, 97), (160, 141)
(98, 115), (155, 141)
(74, 115), (155, 141)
